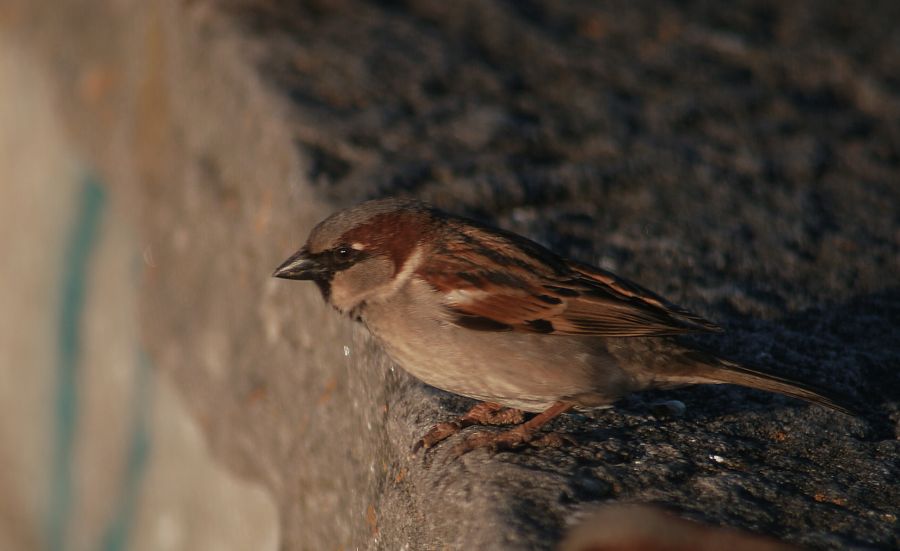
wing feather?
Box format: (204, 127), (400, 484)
(416, 220), (721, 337)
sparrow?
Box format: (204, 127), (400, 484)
(273, 198), (850, 454)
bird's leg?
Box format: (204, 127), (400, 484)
(454, 401), (575, 455)
(413, 401), (525, 452)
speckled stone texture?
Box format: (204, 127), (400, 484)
(12, 0), (900, 549)
(227, 2), (899, 547)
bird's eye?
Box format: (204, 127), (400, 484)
(331, 244), (361, 267)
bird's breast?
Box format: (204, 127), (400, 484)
(360, 278), (636, 411)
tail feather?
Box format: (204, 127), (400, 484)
(698, 357), (854, 416)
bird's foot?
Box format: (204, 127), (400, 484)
(413, 420), (463, 453)
(452, 401), (576, 456)
(412, 402), (525, 453)
(453, 426), (531, 455)
(452, 427), (576, 456)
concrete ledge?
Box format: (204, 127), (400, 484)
(6, 1), (899, 549)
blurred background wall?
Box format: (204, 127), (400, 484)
(0, 32), (277, 551)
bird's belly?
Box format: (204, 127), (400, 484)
(362, 295), (635, 412)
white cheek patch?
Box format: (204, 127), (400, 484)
(388, 247), (424, 293)
(330, 247), (425, 313)
(331, 258), (390, 313)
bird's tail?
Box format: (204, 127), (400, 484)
(667, 349), (854, 415)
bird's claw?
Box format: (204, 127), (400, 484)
(412, 420), (463, 454)
(451, 429), (576, 457)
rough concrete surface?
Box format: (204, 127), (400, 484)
(5, 0), (899, 549)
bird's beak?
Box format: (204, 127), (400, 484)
(272, 248), (325, 280)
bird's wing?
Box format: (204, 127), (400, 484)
(416, 223), (721, 337)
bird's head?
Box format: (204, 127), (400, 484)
(273, 198), (433, 314)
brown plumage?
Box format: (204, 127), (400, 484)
(273, 198), (851, 453)
(419, 217), (722, 336)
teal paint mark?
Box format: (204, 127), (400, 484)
(48, 176), (106, 551)
(99, 351), (153, 551)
